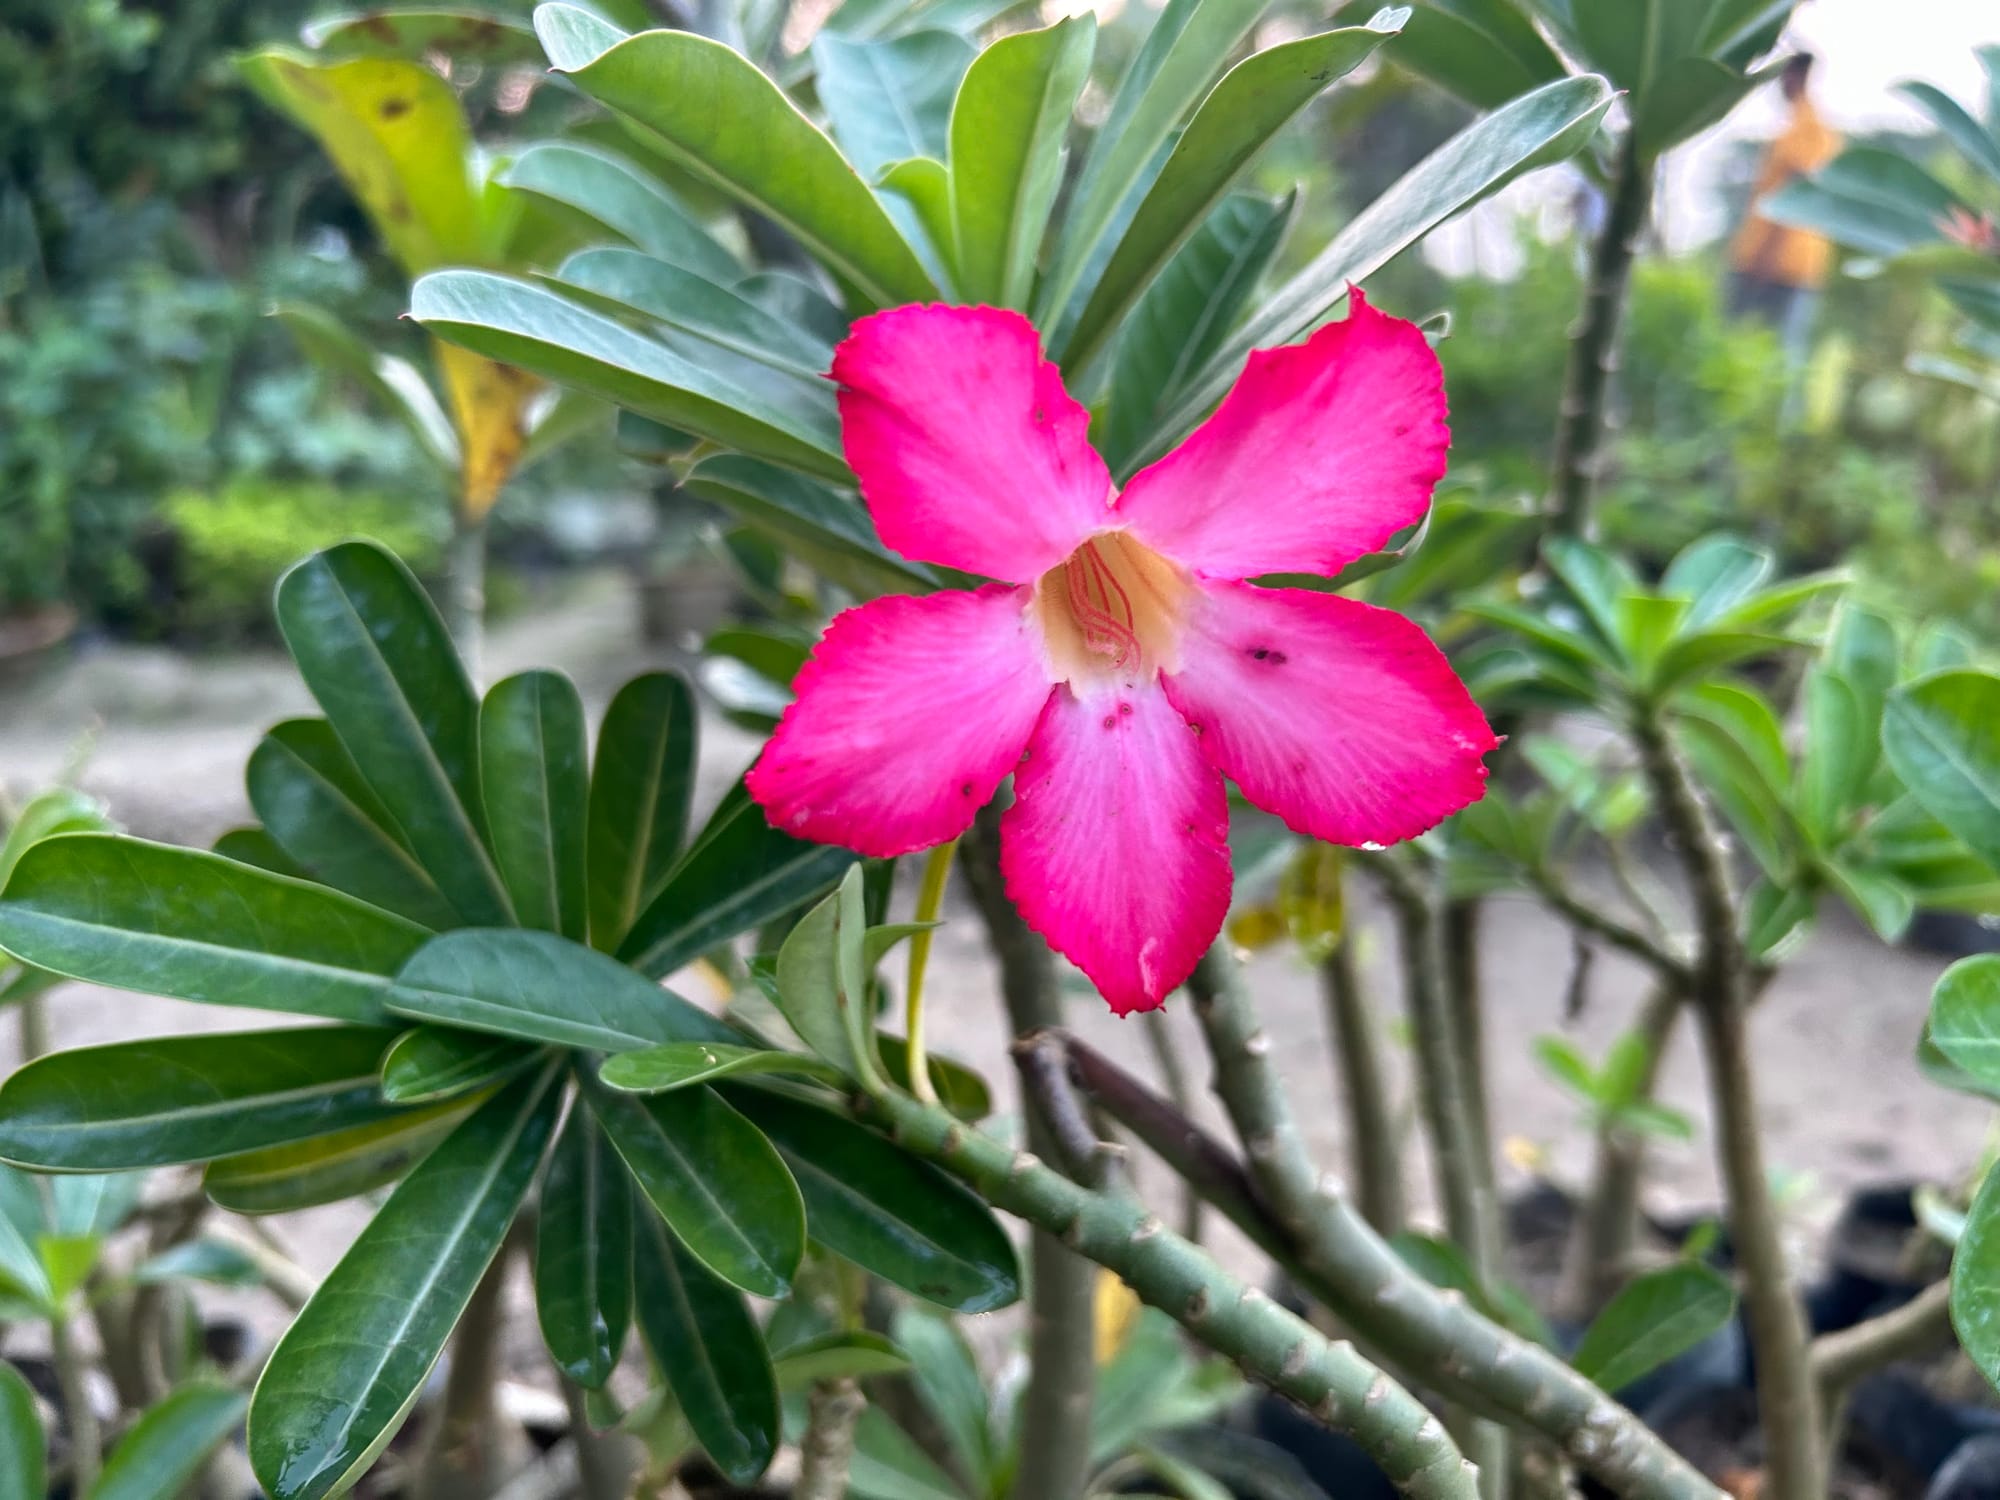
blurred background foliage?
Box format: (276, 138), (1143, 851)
(2, 0), (1997, 645)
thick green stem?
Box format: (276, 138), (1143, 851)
(796, 1378), (867, 1500)
(1557, 986), (1683, 1321)
(1549, 132), (1655, 537)
(442, 510), (487, 678)
(1442, 898), (1493, 1176)
(51, 1311), (101, 1493)
(1320, 933), (1405, 1237)
(1181, 955), (1724, 1500)
(1634, 712), (1820, 1500)
(1812, 1277), (1953, 1464)
(958, 805), (1095, 1500)
(868, 1090), (1478, 1500)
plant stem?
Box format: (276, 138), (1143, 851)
(17, 991), (51, 1061)
(1633, 712), (1821, 1500)
(1320, 932), (1405, 1236)
(958, 804), (1094, 1500)
(1443, 898), (1493, 1176)
(1140, 1010), (1205, 1241)
(1181, 955), (1724, 1500)
(414, 1236), (529, 1500)
(1811, 1276), (1953, 1461)
(557, 1377), (643, 1500)
(50, 1309), (101, 1492)
(867, 1091), (1479, 1500)
(905, 839), (958, 1106)
(442, 509), (487, 678)
(795, 1378), (867, 1500)
(1549, 130), (1655, 537)
(1557, 985), (1683, 1321)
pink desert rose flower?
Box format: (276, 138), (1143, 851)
(745, 293), (1498, 1014)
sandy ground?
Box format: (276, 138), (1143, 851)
(0, 568), (1987, 1371)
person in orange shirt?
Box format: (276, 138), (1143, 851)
(1728, 53), (1842, 354)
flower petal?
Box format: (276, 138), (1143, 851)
(747, 586), (1053, 857)
(1001, 685), (1230, 1014)
(834, 304), (1112, 582)
(1114, 290), (1447, 581)
(1162, 582), (1497, 846)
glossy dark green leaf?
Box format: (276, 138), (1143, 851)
(248, 1065), (563, 1500)
(1060, 20), (1394, 373)
(683, 455), (933, 599)
(1101, 192), (1292, 472)
(618, 781), (858, 981)
(729, 1089), (1018, 1312)
(772, 1329), (912, 1389)
(1570, 1262), (1736, 1394)
(949, 15), (1094, 309)
(813, 31), (972, 179)
(0, 835), (426, 1025)
(390, 928), (735, 1050)
(587, 672), (697, 954)
(1132, 72), (1613, 472)
(0, 1361), (43, 1500)
(411, 271), (848, 480)
(632, 1211), (779, 1483)
(1883, 671), (2000, 876)
(544, 24), (936, 308)
(209, 827), (310, 879)
(499, 142), (741, 282)
(91, 1382), (248, 1500)
(773, 890), (871, 1079)
(276, 542), (513, 927)
(381, 1026), (537, 1104)
(599, 1041), (845, 1093)
(1347, 0), (1564, 109)
(203, 1098), (474, 1215)
(1952, 1149), (2000, 1390)
(480, 671), (590, 940)
(0, 1027), (406, 1170)
(248, 718), (458, 930)
(589, 1083), (805, 1297)
(535, 1106), (633, 1388)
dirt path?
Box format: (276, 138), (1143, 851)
(0, 571), (1983, 1355)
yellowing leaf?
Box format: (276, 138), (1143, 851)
(438, 342), (540, 518)
(1226, 906), (1285, 952)
(241, 51), (485, 274)
(1093, 1269), (1140, 1364)
(1280, 843), (1345, 963)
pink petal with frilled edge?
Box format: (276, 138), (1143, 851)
(746, 586), (1054, 858)
(1114, 291), (1448, 581)
(1000, 684), (1231, 1014)
(1162, 582), (1496, 847)
(833, 304), (1113, 583)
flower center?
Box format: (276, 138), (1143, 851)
(1034, 531), (1191, 686)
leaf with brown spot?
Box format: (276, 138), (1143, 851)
(437, 343), (539, 518)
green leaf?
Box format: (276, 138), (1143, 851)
(535, 1105), (633, 1388)
(1673, 681), (1795, 882)
(480, 671), (590, 940)
(91, 1383), (248, 1500)
(587, 672), (697, 954)
(247, 1065), (563, 1500)
(588, 1084), (805, 1298)
(1823, 859), (1913, 944)
(879, 156), (958, 282)
(728, 1088), (1019, 1311)
(1949, 1155), (2000, 1391)
(1570, 1262), (1736, 1395)
(133, 1238), (264, 1289)
(849, 1406), (966, 1500)
(618, 780), (859, 981)
(872, 1035), (992, 1122)
(683, 454), (933, 599)
(247, 719), (460, 930)
(1763, 147), (1962, 258)
(1060, 20), (1394, 374)
(1130, 72), (1613, 472)
(0, 1027), (407, 1170)
(277, 542), (512, 928)
(773, 889), (871, 1079)
(0, 1361), (44, 1500)
(0, 835), (426, 1025)
(1100, 192), (1292, 473)
(948, 16), (1095, 309)
(812, 31), (973, 179)
(1531, 1035), (1598, 1102)
(202, 1099), (475, 1215)
(381, 1026), (537, 1104)
(1930, 955), (2000, 1091)
(411, 271), (848, 481)
(600, 1041), (846, 1093)
(1799, 670), (1867, 843)
(1041, 0), (1269, 325)
(1883, 671), (2000, 877)
(533, 1), (629, 69)
(546, 26), (937, 308)
(1662, 534), (1774, 629)
(892, 1305), (994, 1488)
(390, 928), (736, 1051)
(499, 141), (741, 282)
(1352, 0), (1564, 109)
(632, 1211), (779, 1483)
(1893, 81), (2000, 186)
(772, 1330), (912, 1388)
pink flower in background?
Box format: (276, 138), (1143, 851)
(746, 293), (1497, 1014)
